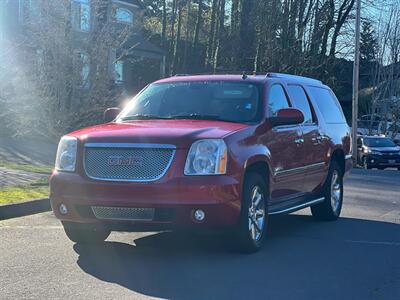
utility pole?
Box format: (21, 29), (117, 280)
(352, 0), (361, 163)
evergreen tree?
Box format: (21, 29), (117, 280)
(360, 20), (378, 63)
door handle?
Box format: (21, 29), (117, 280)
(312, 136), (323, 143)
(295, 138), (304, 144)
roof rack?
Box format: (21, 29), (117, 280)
(266, 73), (322, 85)
(173, 74), (191, 77)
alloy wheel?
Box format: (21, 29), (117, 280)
(330, 170), (342, 214)
(248, 185), (265, 242)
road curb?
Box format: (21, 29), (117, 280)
(0, 199), (50, 220)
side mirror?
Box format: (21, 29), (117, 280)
(268, 108), (304, 127)
(104, 107), (121, 123)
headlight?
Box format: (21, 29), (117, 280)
(55, 136), (77, 172)
(184, 139), (228, 175)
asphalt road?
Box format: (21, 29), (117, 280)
(1, 169), (399, 300)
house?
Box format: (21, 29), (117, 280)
(0, 0), (165, 100)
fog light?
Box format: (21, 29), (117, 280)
(371, 159), (375, 163)
(59, 203), (68, 215)
(193, 209), (205, 222)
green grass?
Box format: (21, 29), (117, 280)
(0, 183), (49, 205)
(0, 160), (53, 174)
(0, 160), (52, 204)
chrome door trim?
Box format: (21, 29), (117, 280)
(274, 162), (325, 176)
(268, 197), (325, 215)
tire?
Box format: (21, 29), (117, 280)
(378, 167), (384, 170)
(311, 161), (343, 221)
(233, 172), (268, 253)
(62, 222), (110, 244)
(398, 167), (400, 171)
(363, 157), (371, 169)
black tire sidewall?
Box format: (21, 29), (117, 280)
(62, 222), (110, 244)
(311, 161), (343, 221)
(237, 172), (268, 252)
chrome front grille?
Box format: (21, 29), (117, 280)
(84, 143), (175, 182)
(92, 206), (155, 221)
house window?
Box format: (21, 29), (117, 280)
(76, 52), (90, 88)
(114, 8), (133, 24)
(19, 0), (36, 23)
(72, 0), (90, 32)
(114, 60), (124, 83)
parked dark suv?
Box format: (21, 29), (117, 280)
(357, 136), (400, 170)
(50, 73), (352, 252)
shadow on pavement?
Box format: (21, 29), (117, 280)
(74, 215), (399, 300)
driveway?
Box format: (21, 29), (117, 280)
(0, 169), (399, 300)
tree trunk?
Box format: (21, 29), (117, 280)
(205, 0), (218, 69)
(183, 0), (192, 71)
(191, 0), (203, 71)
(161, 0), (167, 48)
(172, 2), (183, 74)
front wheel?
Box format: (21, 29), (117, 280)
(62, 222), (111, 244)
(232, 172), (268, 253)
(363, 157), (371, 169)
(311, 161), (343, 221)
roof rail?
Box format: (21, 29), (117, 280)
(266, 73), (322, 85)
(173, 74), (191, 77)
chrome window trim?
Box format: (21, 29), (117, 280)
(83, 143), (176, 182)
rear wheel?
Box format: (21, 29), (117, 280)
(311, 161), (343, 221)
(62, 222), (110, 244)
(232, 172), (268, 253)
(363, 157), (371, 169)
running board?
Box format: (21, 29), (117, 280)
(268, 197), (325, 216)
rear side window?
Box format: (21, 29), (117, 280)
(307, 87), (346, 124)
(267, 84), (290, 117)
(287, 85), (314, 124)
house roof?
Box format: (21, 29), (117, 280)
(123, 34), (165, 56)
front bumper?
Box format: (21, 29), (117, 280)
(365, 154), (400, 168)
(50, 171), (242, 228)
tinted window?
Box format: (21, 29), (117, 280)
(287, 85), (313, 123)
(268, 84), (290, 117)
(307, 87), (346, 124)
(118, 81), (262, 123)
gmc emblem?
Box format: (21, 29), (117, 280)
(107, 156), (144, 167)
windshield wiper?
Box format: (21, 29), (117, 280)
(169, 114), (236, 122)
(120, 114), (172, 121)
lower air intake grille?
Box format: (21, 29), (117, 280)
(91, 206), (155, 221)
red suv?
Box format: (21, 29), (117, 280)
(50, 73), (352, 252)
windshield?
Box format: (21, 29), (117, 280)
(117, 81), (262, 123)
(364, 138), (396, 147)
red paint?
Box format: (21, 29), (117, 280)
(50, 75), (352, 227)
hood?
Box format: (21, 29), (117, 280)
(68, 120), (249, 148)
(368, 146), (400, 152)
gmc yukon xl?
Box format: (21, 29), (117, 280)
(50, 73), (352, 252)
